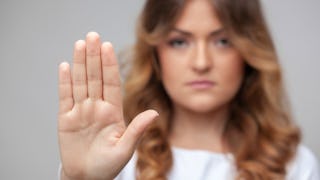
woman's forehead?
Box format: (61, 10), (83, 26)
(174, 0), (222, 34)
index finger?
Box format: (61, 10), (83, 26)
(101, 42), (122, 107)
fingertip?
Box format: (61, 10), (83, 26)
(59, 62), (70, 70)
(118, 109), (159, 151)
(74, 40), (85, 50)
(86, 31), (100, 40)
(59, 62), (71, 84)
(101, 42), (115, 55)
(134, 109), (159, 126)
(101, 41), (117, 66)
(86, 32), (101, 56)
(59, 62), (71, 80)
(87, 31), (99, 36)
(146, 109), (159, 118)
(102, 41), (113, 49)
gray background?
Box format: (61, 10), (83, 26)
(0, 0), (319, 179)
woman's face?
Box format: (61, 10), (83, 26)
(157, 0), (245, 113)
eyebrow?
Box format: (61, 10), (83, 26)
(171, 27), (226, 37)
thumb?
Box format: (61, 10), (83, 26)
(118, 110), (158, 151)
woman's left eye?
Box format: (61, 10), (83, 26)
(215, 37), (231, 48)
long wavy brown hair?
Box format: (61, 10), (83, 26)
(123, 0), (301, 179)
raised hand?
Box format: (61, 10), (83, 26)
(58, 32), (158, 180)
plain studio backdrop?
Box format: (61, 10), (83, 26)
(0, 0), (319, 179)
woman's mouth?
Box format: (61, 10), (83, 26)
(186, 80), (215, 90)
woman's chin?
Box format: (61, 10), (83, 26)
(181, 100), (228, 114)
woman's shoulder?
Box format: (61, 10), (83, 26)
(286, 144), (320, 180)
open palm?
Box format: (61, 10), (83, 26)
(58, 32), (157, 180)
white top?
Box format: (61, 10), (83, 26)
(115, 144), (320, 180)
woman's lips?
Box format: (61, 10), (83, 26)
(186, 80), (215, 89)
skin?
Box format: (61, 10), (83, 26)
(58, 0), (244, 179)
(58, 33), (158, 180)
(157, 0), (245, 152)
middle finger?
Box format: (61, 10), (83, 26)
(86, 32), (103, 100)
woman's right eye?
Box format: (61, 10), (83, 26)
(168, 38), (188, 48)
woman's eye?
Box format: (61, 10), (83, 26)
(168, 39), (188, 48)
(215, 37), (231, 48)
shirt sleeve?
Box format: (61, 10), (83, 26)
(286, 144), (320, 180)
(58, 163), (62, 180)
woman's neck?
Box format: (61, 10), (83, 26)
(169, 104), (230, 153)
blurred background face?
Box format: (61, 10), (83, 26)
(157, 0), (245, 114)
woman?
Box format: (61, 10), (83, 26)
(58, 0), (319, 179)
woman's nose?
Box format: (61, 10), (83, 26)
(191, 42), (212, 73)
